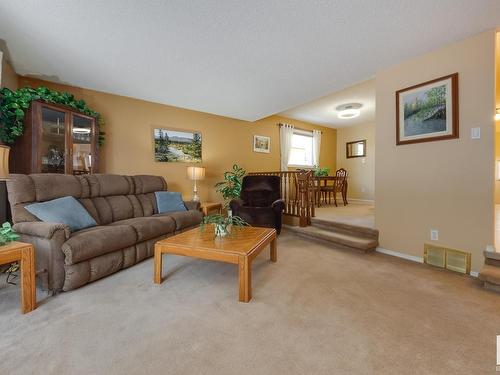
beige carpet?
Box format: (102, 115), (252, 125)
(315, 202), (375, 228)
(0, 230), (499, 374)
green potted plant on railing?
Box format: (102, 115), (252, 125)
(201, 214), (248, 237)
(214, 164), (246, 207)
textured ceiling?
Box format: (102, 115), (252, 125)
(280, 79), (375, 128)
(0, 1), (499, 121)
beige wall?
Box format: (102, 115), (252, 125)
(0, 57), (18, 90)
(16, 77), (336, 203)
(375, 30), (496, 273)
(497, 32), (500, 115)
(496, 32), (500, 203)
(336, 122), (375, 201)
(496, 133), (500, 204)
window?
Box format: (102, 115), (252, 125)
(288, 130), (313, 167)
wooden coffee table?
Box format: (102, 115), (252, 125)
(0, 241), (36, 314)
(154, 226), (277, 302)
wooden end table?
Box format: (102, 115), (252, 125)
(200, 202), (223, 216)
(154, 226), (277, 302)
(0, 241), (36, 313)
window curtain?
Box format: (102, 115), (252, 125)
(279, 123), (294, 171)
(312, 130), (321, 166)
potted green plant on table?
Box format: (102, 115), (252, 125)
(201, 214), (248, 238)
(214, 164), (246, 209)
(313, 165), (330, 177)
(0, 222), (19, 245)
(0, 222), (20, 285)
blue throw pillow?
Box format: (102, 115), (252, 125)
(155, 191), (187, 214)
(26, 196), (97, 232)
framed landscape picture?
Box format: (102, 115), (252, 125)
(253, 135), (270, 153)
(396, 73), (458, 145)
(153, 128), (202, 162)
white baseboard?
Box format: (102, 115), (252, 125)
(376, 247), (479, 277)
(376, 247), (423, 263)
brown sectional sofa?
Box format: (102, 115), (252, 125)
(7, 174), (202, 292)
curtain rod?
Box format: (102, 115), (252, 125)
(277, 123), (322, 134)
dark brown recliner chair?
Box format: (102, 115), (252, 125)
(229, 175), (285, 234)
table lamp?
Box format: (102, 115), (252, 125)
(0, 145), (10, 224)
(187, 166), (205, 202)
(0, 145), (10, 180)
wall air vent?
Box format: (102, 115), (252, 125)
(424, 244), (471, 275)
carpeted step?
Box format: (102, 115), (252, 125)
(479, 264), (500, 293)
(310, 218), (379, 239)
(479, 252), (500, 293)
(285, 225), (378, 252)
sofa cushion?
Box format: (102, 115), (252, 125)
(111, 216), (176, 242)
(90, 197), (113, 225)
(106, 195), (134, 222)
(155, 191), (187, 214)
(78, 198), (101, 224)
(155, 210), (203, 231)
(136, 194), (155, 216)
(6, 174), (35, 205)
(62, 225), (137, 265)
(31, 174), (83, 202)
(25, 196), (97, 232)
(85, 174), (134, 197)
(133, 175), (167, 194)
(127, 195), (144, 217)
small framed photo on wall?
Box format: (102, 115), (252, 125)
(253, 135), (270, 153)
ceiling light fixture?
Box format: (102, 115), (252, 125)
(496, 108), (500, 121)
(336, 103), (362, 119)
(73, 127), (91, 134)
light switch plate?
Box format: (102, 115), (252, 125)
(430, 229), (439, 241)
(471, 127), (481, 139)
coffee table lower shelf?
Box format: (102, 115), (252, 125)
(154, 226), (277, 302)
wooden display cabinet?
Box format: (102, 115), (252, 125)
(10, 100), (99, 175)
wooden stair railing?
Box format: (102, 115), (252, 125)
(248, 170), (313, 227)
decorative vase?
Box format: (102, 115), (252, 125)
(214, 223), (228, 237)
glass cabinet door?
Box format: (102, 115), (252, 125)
(71, 114), (94, 175)
(40, 107), (66, 173)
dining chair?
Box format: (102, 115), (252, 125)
(311, 176), (322, 207)
(320, 177), (334, 205)
(332, 168), (348, 207)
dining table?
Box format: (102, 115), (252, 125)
(313, 176), (348, 207)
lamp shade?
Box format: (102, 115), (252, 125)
(187, 166), (205, 181)
(0, 145), (10, 180)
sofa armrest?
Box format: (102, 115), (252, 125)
(271, 199), (285, 212)
(12, 222), (69, 292)
(13, 222), (71, 240)
(184, 201), (201, 211)
(229, 199), (245, 212)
